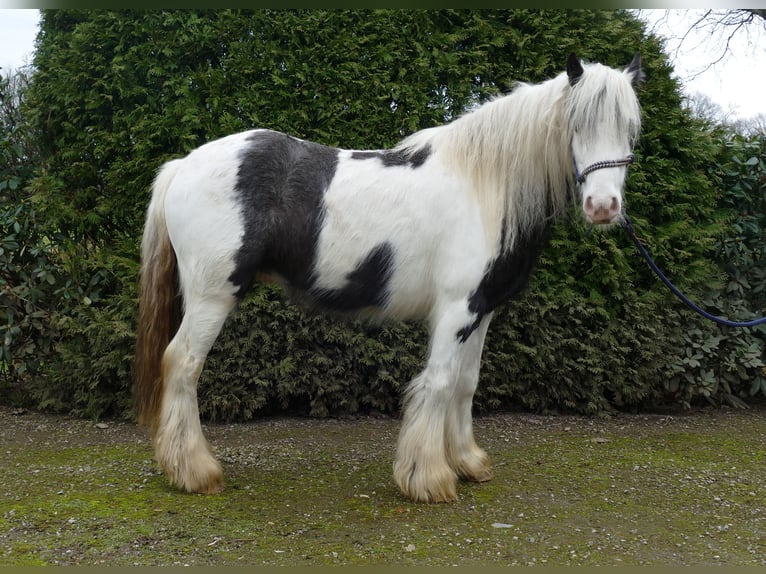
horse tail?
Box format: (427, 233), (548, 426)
(133, 159), (183, 434)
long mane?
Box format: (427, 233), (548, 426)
(395, 62), (641, 253)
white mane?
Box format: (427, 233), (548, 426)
(395, 61), (641, 253)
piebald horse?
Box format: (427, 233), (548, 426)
(134, 53), (643, 502)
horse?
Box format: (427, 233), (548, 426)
(134, 53), (644, 503)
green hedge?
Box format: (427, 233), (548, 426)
(661, 134), (766, 409)
(3, 9), (763, 420)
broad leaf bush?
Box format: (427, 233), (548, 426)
(663, 134), (766, 408)
(0, 199), (56, 383)
(0, 72), (60, 395)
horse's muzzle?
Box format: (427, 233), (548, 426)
(584, 195), (621, 225)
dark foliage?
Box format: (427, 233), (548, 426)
(5, 10), (761, 420)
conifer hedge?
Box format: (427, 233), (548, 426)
(5, 9), (762, 420)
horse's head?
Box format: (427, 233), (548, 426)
(566, 53), (643, 226)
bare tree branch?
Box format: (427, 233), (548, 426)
(637, 9), (765, 82)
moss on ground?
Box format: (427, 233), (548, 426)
(1, 406), (764, 565)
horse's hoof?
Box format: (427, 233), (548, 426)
(394, 460), (458, 503)
(180, 460), (224, 494)
(463, 467), (493, 483)
(451, 448), (493, 483)
(157, 447), (224, 495)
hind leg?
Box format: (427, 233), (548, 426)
(445, 313), (493, 483)
(154, 293), (236, 493)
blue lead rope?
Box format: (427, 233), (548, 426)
(620, 214), (766, 328)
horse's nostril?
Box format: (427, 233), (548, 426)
(584, 195), (620, 224)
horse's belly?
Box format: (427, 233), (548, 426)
(382, 265), (438, 320)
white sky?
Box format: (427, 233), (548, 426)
(0, 9), (764, 121)
(0, 9), (38, 72)
(637, 9), (766, 121)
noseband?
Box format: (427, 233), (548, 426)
(573, 153), (635, 185)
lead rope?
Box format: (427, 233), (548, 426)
(621, 214), (766, 328)
(574, 151), (766, 327)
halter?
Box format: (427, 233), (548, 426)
(573, 153), (635, 185)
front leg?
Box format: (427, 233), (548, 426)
(393, 301), (477, 503)
(445, 313), (494, 483)
(394, 368), (459, 503)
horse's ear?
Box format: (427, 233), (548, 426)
(625, 52), (645, 87)
(566, 53), (584, 87)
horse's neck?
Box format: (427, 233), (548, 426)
(437, 78), (571, 254)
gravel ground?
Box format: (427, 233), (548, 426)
(2, 405), (765, 565)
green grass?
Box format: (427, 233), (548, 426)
(1, 407), (765, 565)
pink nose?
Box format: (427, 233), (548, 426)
(584, 196), (620, 224)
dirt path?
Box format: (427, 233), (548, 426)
(2, 406), (765, 565)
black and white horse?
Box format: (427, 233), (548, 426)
(134, 53), (643, 503)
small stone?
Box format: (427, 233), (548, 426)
(492, 522), (514, 529)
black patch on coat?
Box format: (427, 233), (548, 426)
(350, 144), (431, 168)
(456, 222), (551, 343)
(229, 130), (395, 314)
(566, 52), (584, 87)
(309, 243), (394, 311)
(229, 130), (339, 297)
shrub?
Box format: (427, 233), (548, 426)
(11, 9), (749, 420)
(662, 134), (766, 408)
(23, 238), (137, 418)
